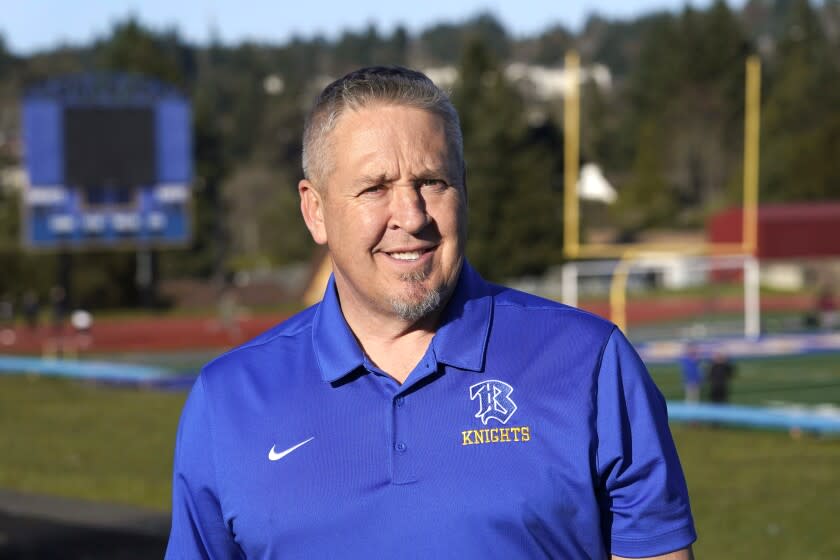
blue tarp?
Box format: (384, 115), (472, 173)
(0, 355), (176, 383)
(667, 402), (840, 434)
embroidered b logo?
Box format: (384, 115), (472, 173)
(469, 380), (517, 425)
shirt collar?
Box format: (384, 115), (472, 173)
(311, 275), (366, 383)
(431, 261), (492, 372)
(312, 261), (493, 383)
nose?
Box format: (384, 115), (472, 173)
(389, 184), (429, 233)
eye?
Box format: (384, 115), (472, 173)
(359, 184), (386, 197)
(417, 178), (449, 191)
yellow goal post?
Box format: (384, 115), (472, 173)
(561, 52), (762, 336)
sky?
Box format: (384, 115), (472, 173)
(2, 0), (747, 55)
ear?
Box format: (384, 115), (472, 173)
(299, 179), (328, 245)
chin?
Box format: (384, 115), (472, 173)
(389, 287), (443, 322)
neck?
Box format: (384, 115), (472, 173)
(336, 292), (448, 385)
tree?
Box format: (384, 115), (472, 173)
(419, 13), (510, 66)
(386, 26), (410, 66)
(96, 18), (190, 85)
(761, 0), (840, 201)
(222, 162), (314, 270)
(453, 40), (563, 280)
(611, 119), (675, 237)
(163, 36), (231, 281)
(332, 24), (384, 74)
(0, 33), (11, 78)
(0, 170), (57, 298)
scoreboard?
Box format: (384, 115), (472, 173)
(21, 74), (192, 249)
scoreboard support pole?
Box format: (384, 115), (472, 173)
(136, 249), (159, 308)
(57, 251), (72, 308)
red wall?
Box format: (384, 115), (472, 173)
(708, 203), (840, 259)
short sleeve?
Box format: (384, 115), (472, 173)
(595, 328), (697, 557)
(165, 375), (243, 559)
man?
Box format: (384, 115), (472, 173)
(167, 66), (696, 559)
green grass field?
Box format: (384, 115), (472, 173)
(1, 353), (839, 558)
(0, 375), (183, 510)
(673, 424), (840, 558)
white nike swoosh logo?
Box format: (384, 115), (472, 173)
(268, 437), (315, 461)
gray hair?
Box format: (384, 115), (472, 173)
(301, 66), (464, 187)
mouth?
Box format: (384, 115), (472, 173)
(384, 247), (435, 262)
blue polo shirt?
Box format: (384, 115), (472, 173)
(166, 263), (696, 559)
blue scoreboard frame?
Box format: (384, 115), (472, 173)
(21, 74), (192, 250)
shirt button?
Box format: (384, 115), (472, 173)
(395, 442), (407, 452)
(395, 397), (405, 407)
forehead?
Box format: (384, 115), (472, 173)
(328, 104), (454, 176)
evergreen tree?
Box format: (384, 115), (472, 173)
(453, 40), (562, 280)
(166, 36), (232, 281)
(419, 13), (509, 66)
(0, 34), (10, 78)
(762, 0), (840, 201)
(530, 24), (573, 66)
(612, 119), (674, 236)
(386, 26), (410, 66)
(96, 18), (187, 85)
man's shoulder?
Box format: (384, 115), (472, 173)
(202, 303), (319, 376)
(489, 282), (615, 335)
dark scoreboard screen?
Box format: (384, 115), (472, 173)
(63, 107), (155, 188)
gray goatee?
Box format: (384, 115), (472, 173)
(390, 270), (443, 322)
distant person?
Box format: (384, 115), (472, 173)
(707, 353), (736, 404)
(22, 290), (40, 330)
(678, 343), (703, 403)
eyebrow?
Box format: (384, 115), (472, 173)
(359, 173), (393, 186)
(358, 167), (451, 186)
(409, 167), (450, 181)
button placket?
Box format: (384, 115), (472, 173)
(391, 393), (416, 484)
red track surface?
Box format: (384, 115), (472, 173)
(0, 314), (285, 354)
(0, 294), (813, 354)
(579, 293), (812, 324)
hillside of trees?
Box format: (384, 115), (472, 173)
(0, 0), (838, 307)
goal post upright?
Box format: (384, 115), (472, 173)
(563, 51), (581, 260)
(743, 55), (761, 255)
